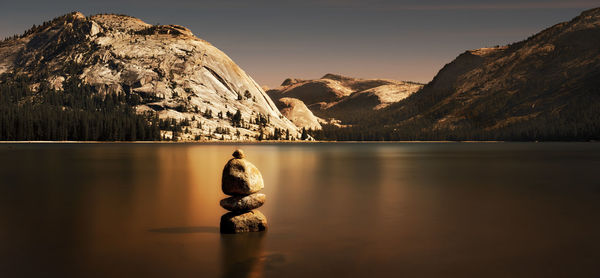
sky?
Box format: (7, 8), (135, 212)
(1, 0), (598, 87)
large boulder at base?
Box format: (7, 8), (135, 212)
(220, 210), (267, 233)
(220, 193), (266, 212)
(222, 156), (264, 196)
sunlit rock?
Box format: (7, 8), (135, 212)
(274, 97), (322, 130)
(220, 193), (266, 212)
(0, 12), (302, 141)
(220, 149), (267, 233)
(222, 150), (264, 195)
(266, 74), (423, 126)
(220, 210), (268, 234)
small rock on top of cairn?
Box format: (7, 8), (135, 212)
(220, 149), (267, 233)
(232, 149), (245, 159)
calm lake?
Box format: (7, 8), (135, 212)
(1, 142), (599, 277)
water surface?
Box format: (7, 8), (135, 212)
(1, 143), (599, 277)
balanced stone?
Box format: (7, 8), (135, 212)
(222, 151), (264, 195)
(220, 149), (268, 234)
(220, 193), (265, 212)
(232, 149), (245, 159)
(220, 210), (268, 234)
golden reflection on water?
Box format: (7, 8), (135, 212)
(186, 146), (224, 224)
(1, 143), (600, 277)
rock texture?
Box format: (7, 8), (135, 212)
(220, 211), (267, 234)
(220, 193), (266, 212)
(267, 74), (423, 126)
(273, 97), (322, 130)
(222, 157), (264, 195)
(0, 12), (301, 141)
(220, 149), (267, 233)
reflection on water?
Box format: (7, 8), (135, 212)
(149, 226), (220, 234)
(220, 232), (265, 278)
(0, 143), (599, 277)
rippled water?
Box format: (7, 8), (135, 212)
(1, 142), (599, 277)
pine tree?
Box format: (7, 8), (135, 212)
(301, 128), (308, 140)
(231, 109), (243, 127)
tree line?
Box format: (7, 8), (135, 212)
(309, 86), (600, 142)
(0, 73), (161, 141)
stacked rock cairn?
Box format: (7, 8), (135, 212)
(220, 149), (268, 233)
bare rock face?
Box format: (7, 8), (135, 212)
(267, 74), (423, 125)
(220, 193), (266, 212)
(220, 210), (267, 234)
(222, 157), (264, 195)
(274, 97), (322, 130)
(0, 12), (302, 141)
(281, 78), (305, 86)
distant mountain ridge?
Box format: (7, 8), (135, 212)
(0, 12), (301, 141)
(267, 74), (423, 128)
(314, 7), (600, 141)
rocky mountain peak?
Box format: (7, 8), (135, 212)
(321, 73), (354, 82)
(281, 78), (304, 86)
(68, 11), (86, 20)
(90, 14), (151, 32)
(90, 14), (196, 38)
(0, 12), (301, 141)
(570, 7), (600, 28)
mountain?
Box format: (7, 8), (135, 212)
(0, 12), (300, 141)
(267, 74), (423, 126)
(272, 97), (322, 130)
(315, 7), (600, 141)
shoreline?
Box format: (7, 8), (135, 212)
(0, 140), (597, 144)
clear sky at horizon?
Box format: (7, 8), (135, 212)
(1, 0), (598, 87)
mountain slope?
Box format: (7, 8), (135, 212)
(272, 97), (322, 130)
(0, 12), (300, 141)
(318, 7), (600, 141)
(267, 74), (423, 124)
